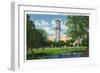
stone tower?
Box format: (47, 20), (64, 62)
(55, 19), (61, 42)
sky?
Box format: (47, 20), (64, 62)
(29, 14), (68, 36)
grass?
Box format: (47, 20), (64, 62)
(27, 47), (88, 60)
(28, 47), (87, 55)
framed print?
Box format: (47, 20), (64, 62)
(11, 2), (97, 71)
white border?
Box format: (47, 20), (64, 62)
(11, 2), (97, 71)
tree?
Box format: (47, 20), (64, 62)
(66, 16), (89, 39)
(51, 41), (65, 47)
(27, 14), (36, 53)
(27, 14), (48, 52)
(66, 16), (89, 47)
(35, 29), (48, 50)
(52, 41), (57, 47)
(57, 41), (65, 47)
(46, 40), (53, 48)
(82, 37), (89, 46)
(66, 39), (74, 47)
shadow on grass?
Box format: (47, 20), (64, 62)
(27, 52), (52, 60)
(27, 50), (89, 60)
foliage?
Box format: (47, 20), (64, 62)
(35, 29), (48, 50)
(66, 39), (75, 47)
(51, 41), (65, 47)
(66, 16), (89, 40)
(82, 37), (89, 46)
(46, 40), (53, 47)
(27, 14), (36, 51)
(57, 41), (66, 47)
(27, 14), (48, 52)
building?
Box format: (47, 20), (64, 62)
(48, 19), (71, 42)
(55, 19), (61, 42)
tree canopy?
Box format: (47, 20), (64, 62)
(27, 14), (48, 52)
(66, 16), (89, 40)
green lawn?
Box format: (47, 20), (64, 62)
(27, 47), (88, 60)
(30, 47), (87, 54)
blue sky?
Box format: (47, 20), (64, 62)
(29, 14), (68, 36)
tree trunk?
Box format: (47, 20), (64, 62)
(42, 47), (44, 50)
(27, 48), (30, 53)
(30, 48), (33, 54)
(37, 48), (39, 51)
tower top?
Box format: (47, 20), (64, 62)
(55, 19), (61, 23)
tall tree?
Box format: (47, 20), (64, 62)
(27, 14), (36, 53)
(35, 29), (48, 50)
(27, 14), (48, 52)
(66, 16), (89, 40)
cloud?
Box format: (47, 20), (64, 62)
(44, 27), (55, 36)
(41, 20), (50, 27)
(40, 19), (56, 36)
(61, 25), (68, 35)
(34, 20), (55, 36)
(51, 19), (56, 25)
(34, 19), (68, 36)
(51, 19), (56, 30)
(34, 20), (42, 29)
(34, 20), (50, 29)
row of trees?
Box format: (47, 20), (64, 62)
(45, 38), (88, 48)
(27, 15), (48, 53)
